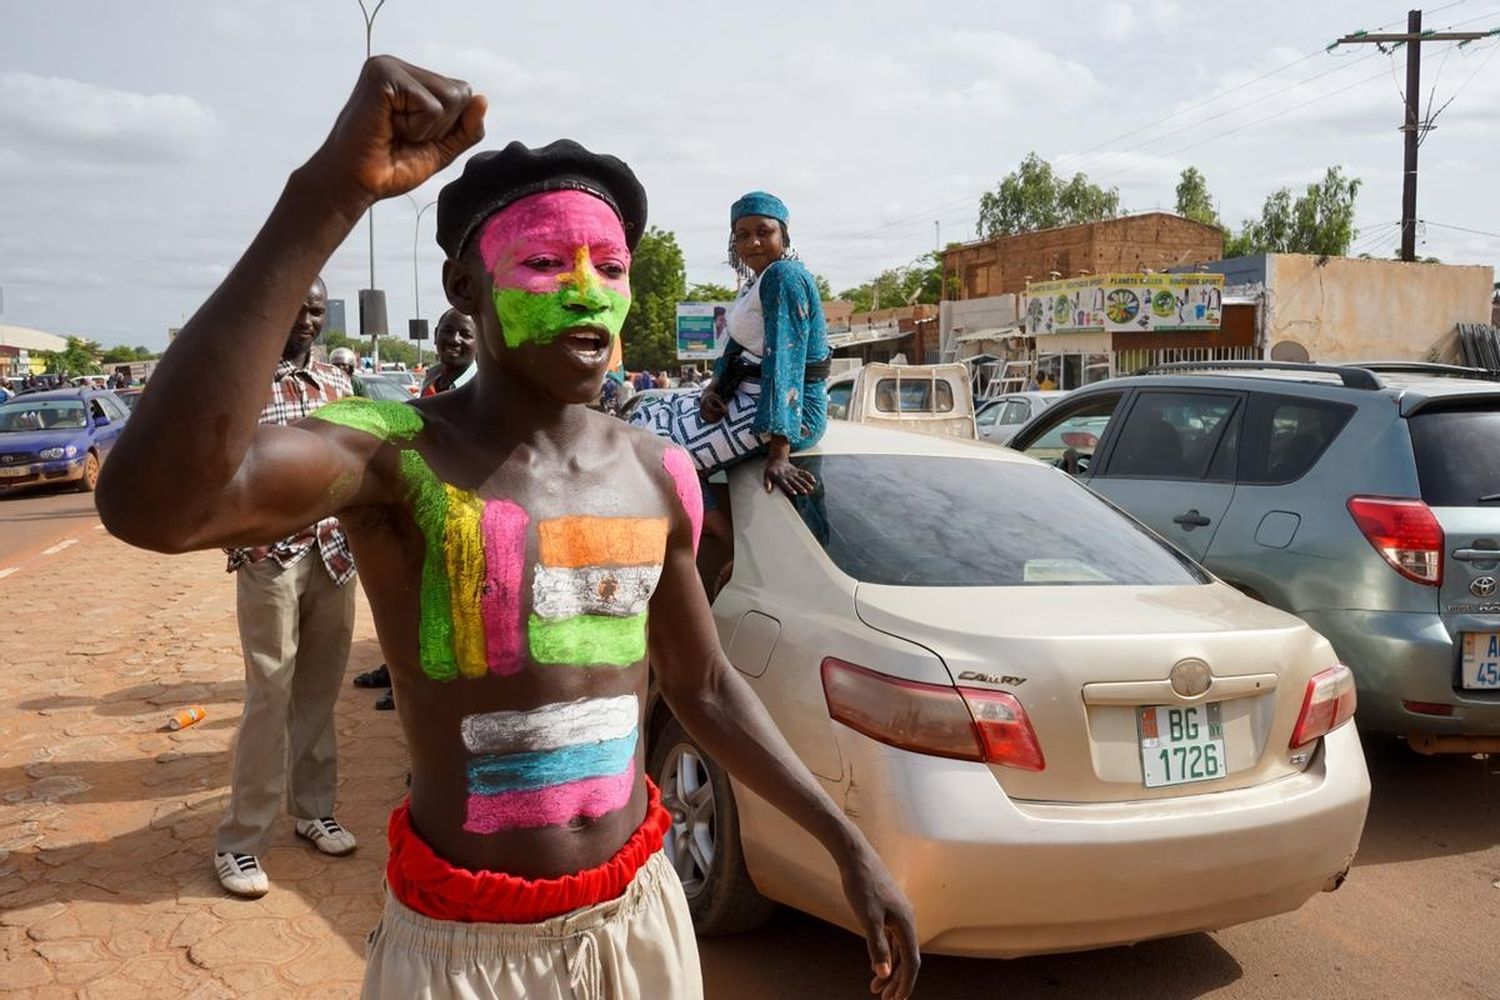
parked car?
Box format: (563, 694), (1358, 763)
(1007, 361), (1500, 753)
(114, 387), (144, 412)
(353, 373), (417, 403)
(0, 388), (130, 493)
(381, 370), (422, 396)
(975, 390), (1066, 445)
(646, 420), (1368, 956)
(826, 362), (977, 438)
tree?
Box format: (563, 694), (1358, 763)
(40, 336), (103, 375)
(101, 344), (156, 364)
(686, 281), (737, 303)
(621, 226), (686, 372)
(837, 253), (945, 312)
(1226, 166), (1361, 257)
(813, 274), (834, 301)
(1174, 167), (1220, 228)
(976, 152), (1120, 238)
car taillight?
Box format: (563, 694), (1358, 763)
(820, 657), (1044, 771)
(1347, 496), (1443, 586)
(1289, 664), (1357, 748)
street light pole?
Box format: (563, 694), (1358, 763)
(406, 194), (437, 369)
(358, 0), (387, 365)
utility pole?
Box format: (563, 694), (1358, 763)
(1333, 9), (1492, 261)
(357, 0), (388, 365)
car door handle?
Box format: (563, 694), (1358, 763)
(1453, 548), (1500, 563)
(1173, 510), (1212, 528)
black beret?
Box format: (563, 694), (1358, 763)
(436, 139), (648, 257)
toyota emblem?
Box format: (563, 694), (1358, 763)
(1169, 659), (1212, 698)
(1472, 577), (1497, 598)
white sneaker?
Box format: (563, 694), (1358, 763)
(215, 852), (269, 898)
(295, 816), (357, 856)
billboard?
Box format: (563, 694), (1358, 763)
(676, 302), (733, 360)
(1025, 274), (1224, 335)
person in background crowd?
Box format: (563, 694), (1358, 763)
(421, 308), (478, 395)
(210, 276), (361, 898)
(329, 347), (358, 380)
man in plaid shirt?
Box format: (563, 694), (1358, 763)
(214, 275), (360, 898)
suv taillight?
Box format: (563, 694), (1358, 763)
(1347, 496), (1444, 586)
(1290, 664), (1357, 748)
(820, 657), (1045, 771)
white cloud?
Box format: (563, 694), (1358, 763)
(0, 72), (220, 164)
(1101, 1), (1138, 40)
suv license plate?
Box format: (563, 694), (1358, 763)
(1461, 633), (1500, 689)
(1138, 703), (1226, 788)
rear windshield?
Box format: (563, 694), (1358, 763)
(1410, 406), (1500, 506)
(790, 455), (1206, 587)
(873, 378), (954, 414)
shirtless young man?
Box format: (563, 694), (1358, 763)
(98, 56), (918, 1000)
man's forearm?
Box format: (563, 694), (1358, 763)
(98, 164), (370, 545)
(665, 655), (863, 862)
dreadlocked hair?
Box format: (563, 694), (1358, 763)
(727, 221), (798, 282)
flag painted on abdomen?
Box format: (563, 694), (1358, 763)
(460, 695), (639, 833)
(528, 516), (667, 666)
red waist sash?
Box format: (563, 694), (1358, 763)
(386, 778), (670, 924)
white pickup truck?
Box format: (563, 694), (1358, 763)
(825, 361), (977, 439)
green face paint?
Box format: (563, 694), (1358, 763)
(492, 287), (631, 349)
(309, 397), (425, 442)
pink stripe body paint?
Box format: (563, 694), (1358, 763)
(463, 769), (635, 833)
(661, 446), (703, 553)
(480, 500), (529, 676)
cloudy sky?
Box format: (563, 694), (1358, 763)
(2, 0), (1498, 350)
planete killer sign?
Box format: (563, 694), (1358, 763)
(676, 302), (733, 360)
(1024, 274), (1225, 335)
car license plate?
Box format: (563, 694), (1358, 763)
(1461, 633), (1500, 689)
(1138, 703), (1226, 788)
(0, 466), (31, 478)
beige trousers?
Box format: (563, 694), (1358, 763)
(362, 851), (703, 1000)
(216, 554), (356, 855)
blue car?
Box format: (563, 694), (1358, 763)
(0, 388), (131, 494)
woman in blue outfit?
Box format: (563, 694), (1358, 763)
(630, 191), (830, 497)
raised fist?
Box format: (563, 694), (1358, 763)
(313, 55), (486, 202)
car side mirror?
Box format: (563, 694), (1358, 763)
(92, 414), (110, 428)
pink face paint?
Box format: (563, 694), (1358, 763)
(480, 500), (529, 676)
(463, 769), (635, 834)
(661, 447), (703, 553)
(477, 190), (632, 294)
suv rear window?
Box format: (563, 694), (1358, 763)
(1239, 394), (1354, 484)
(789, 455), (1206, 587)
(1409, 405), (1500, 506)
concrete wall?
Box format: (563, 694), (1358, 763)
(1265, 254), (1495, 363)
(941, 213), (1224, 299)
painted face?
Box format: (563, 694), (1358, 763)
(476, 190), (631, 376)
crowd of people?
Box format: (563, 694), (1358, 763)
(95, 54), (917, 1000)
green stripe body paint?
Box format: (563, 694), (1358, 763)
(528, 613), (647, 667)
(400, 450), (458, 681)
(492, 287), (631, 349)
(308, 397), (424, 442)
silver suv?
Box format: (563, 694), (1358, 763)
(1007, 361), (1500, 752)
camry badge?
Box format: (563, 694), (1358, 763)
(1472, 577), (1497, 598)
(1170, 659), (1212, 698)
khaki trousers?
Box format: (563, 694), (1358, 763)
(216, 554), (356, 855)
(362, 851), (703, 1000)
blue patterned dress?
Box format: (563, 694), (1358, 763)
(630, 258), (829, 474)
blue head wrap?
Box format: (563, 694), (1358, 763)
(731, 191), (789, 226)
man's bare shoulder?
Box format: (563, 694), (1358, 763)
(304, 396), (426, 445)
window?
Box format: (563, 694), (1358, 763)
(999, 400), (1032, 425)
(1239, 395), (1354, 485)
(1408, 404), (1500, 505)
(788, 455), (1205, 587)
(1104, 391), (1239, 481)
(873, 378), (954, 414)
(976, 402), (1001, 428)
(1017, 393), (1123, 472)
(99, 395), (129, 421)
(827, 382), (853, 420)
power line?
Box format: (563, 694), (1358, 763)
(1420, 220), (1500, 240)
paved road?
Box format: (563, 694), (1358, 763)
(698, 739), (1500, 999)
(0, 486), (100, 575)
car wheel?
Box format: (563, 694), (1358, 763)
(649, 718), (774, 936)
(76, 452), (100, 493)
